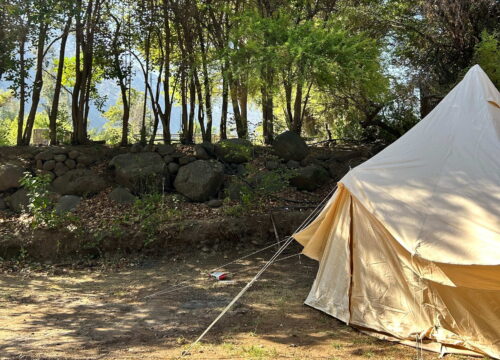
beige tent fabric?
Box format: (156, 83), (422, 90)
(295, 188), (500, 358)
(294, 66), (500, 358)
(342, 65), (500, 265)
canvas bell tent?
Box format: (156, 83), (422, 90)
(293, 65), (500, 358)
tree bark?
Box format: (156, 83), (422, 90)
(23, 22), (49, 145)
(220, 61), (228, 140)
(49, 17), (72, 145)
(16, 35), (26, 146)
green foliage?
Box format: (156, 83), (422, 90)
(129, 193), (183, 245)
(19, 172), (58, 228)
(473, 31), (500, 89)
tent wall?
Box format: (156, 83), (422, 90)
(294, 186), (500, 359)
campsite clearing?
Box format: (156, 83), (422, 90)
(0, 247), (477, 360)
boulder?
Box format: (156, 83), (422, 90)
(206, 199), (223, 208)
(168, 162), (180, 175)
(223, 180), (250, 202)
(35, 149), (55, 161)
(265, 160), (279, 171)
(55, 195), (81, 215)
(163, 155), (174, 164)
(194, 144), (211, 160)
(54, 154), (67, 162)
(6, 188), (30, 213)
(130, 143), (143, 153)
(0, 197), (6, 210)
(199, 142), (216, 157)
(174, 160), (224, 202)
(214, 139), (253, 164)
(65, 159), (76, 169)
(68, 150), (80, 159)
(273, 131), (309, 161)
(36, 170), (55, 181)
(326, 160), (350, 181)
(36, 160), (43, 170)
(54, 162), (69, 177)
(43, 160), (56, 171)
(109, 152), (166, 193)
(76, 154), (96, 166)
(108, 187), (136, 204)
(0, 163), (25, 191)
(157, 144), (175, 156)
(290, 164), (330, 191)
(286, 160), (300, 169)
(52, 169), (107, 196)
(179, 155), (196, 166)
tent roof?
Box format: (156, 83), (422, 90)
(342, 65), (500, 265)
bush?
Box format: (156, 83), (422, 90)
(20, 172), (59, 228)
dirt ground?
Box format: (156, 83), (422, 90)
(0, 245), (478, 360)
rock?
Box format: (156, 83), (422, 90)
(171, 152), (183, 160)
(163, 155), (174, 164)
(109, 152), (166, 193)
(55, 195), (81, 215)
(68, 150), (80, 159)
(36, 160), (43, 170)
(130, 143), (143, 153)
(174, 160), (224, 202)
(0, 197), (6, 210)
(329, 149), (367, 162)
(108, 187), (136, 204)
(206, 199), (223, 208)
(54, 162), (69, 177)
(168, 162), (180, 175)
(76, 154), (96, 166)
(287, 160), (300, 169)
(52, 169), (107, 196)
(43, 160), (56, 171)
(157, 144), (175, 156)
(273, 131), (309, 161)
(35, 150), (55, 161)
(265, 160), (279, 170)
(76, 163), (86, 169)
(6, 188), (30, 213)
(224, 180), (250, 202)
(36, 170), (55, 181)
(195, 144), (211, 160)
(54, 154), (67, 162)
(142, 144), (156, 152)
(179, 155), (196, 166)
(290, 165), (330, 191)
(214, 139), (253, 164)
(0, 163), (25, 191)
(199, 142), (216, 157)
(65, 159), (76, 169)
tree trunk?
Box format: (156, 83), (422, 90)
(16, 36), (26, 146)
(194, 71), (206, 141)
(220, 62), (228, 140)
(140, 32), (150, 145)
(261, 67), (274, 144)
(291, 81), (303, 134)
(238, 81), (248, 139)
(161, 0), (171, 144)
(23, 22), (49, 145)
(187, 75), (195, 144)
(228, 72), (245, 139)
(180, 64), (189, 144)
(49, 18), (72, 145)
(261, 87), (274, 145)
(199, 30), (212, 142)
(119, 77), (130, 146)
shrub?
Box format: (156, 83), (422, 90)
(20, 172), (59, 228)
